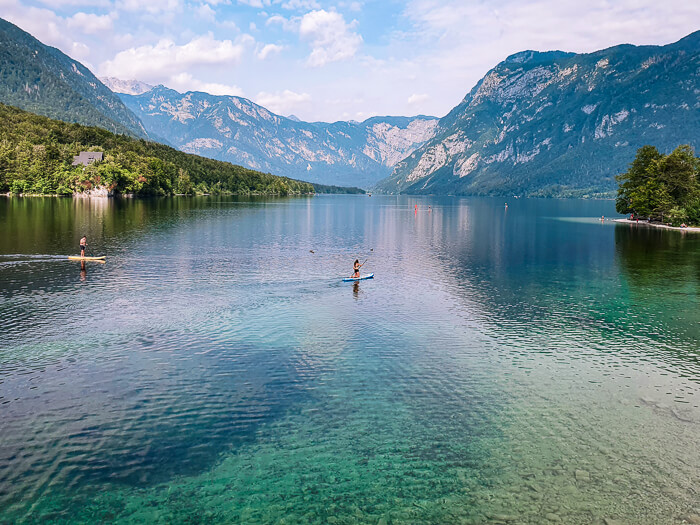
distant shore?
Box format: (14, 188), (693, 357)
(613, 218), (700, 233)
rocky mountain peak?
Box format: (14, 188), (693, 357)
(503, 49), (574, 66)
(100, 77), (154, 96)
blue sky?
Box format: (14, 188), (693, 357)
(3, 0), (699, 122)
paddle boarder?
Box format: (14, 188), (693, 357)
(352, 259), (363, 278)
(79, 235), (87, 258)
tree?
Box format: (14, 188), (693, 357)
(616, 145), (662, 215)
(616, 144), (700, 225)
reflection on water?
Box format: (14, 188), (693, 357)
(0, 195), (698, 524)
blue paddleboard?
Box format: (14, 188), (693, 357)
(343, 273), (374, 282)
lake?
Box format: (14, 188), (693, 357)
(0, 195), (698, 524)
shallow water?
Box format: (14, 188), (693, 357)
(0, 195), (698, 524)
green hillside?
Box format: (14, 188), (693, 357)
(0, 104), (314, 196)
(0, 17), (147, 138)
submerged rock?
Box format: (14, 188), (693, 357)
(487, 513), (517, 522)
(575, 469), (590, 481)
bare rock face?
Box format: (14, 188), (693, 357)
(73, 185), (112, 198)
(118, 86), (438, 189)
(377, 31), (700, 197)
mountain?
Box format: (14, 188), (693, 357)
(376, 31), (700, 197)
(100, 77), (154, 96)
(118, 86), (438, 188)
(0, 18), (147, 139)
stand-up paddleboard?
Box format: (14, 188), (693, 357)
(343, 273), (374, 282)
(68, 255), (106, 261)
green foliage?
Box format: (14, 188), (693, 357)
(0, 104), (314, 197)
(616, 144), (700, 225)
(0, 17), (146, 138)
(311, 183), (366, 194)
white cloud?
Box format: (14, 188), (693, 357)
(116, 0), (181, 14)
(70, 41), (92, 62)
(0, 0), (93, 60)
(266, 14), (298, 32)
(336, 1), (363, 11)
(196, 4), (216, 22)
(404, 0), (700, 61)
(281, 0), (320, 10)
(169, 73), (244, 96)
(407, 93), (429, 105)
(67, 12), (116, 35)
(236, 0), (270, 7)
(99, 34), (245, 81)
(257, 43), (284, 59)
(36, 0), (111, 6)
(255, 89), (311, 115)
(299, 9), (362, 67)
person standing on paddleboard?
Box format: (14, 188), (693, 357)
(352, 259), (363, 278)
(79, 235), (87, 258)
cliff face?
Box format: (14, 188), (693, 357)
(377, 32), (700, 197)
(119, 86), (438, 188)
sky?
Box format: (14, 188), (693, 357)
(2, 0), (699, 122)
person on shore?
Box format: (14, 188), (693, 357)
(352, 259), (363, 278)
(79, 235), (87, 258)
(600, 216), (605, 221)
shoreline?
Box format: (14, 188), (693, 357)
(0, 191), (315, 198)
(613, 218), (700, 233)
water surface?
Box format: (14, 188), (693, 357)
(1, 195), (699, 524)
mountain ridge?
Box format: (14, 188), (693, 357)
(118, 86), (439, 188)
(376, 31), (700, 196)
(0, 18), (148, 139)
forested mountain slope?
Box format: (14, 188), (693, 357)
(0, 18), (147, 139)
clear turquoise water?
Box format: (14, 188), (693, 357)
(0, 195), (699, 524)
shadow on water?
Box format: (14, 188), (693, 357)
(614, 222), (700, 290)
(0, 338), (314, 520)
